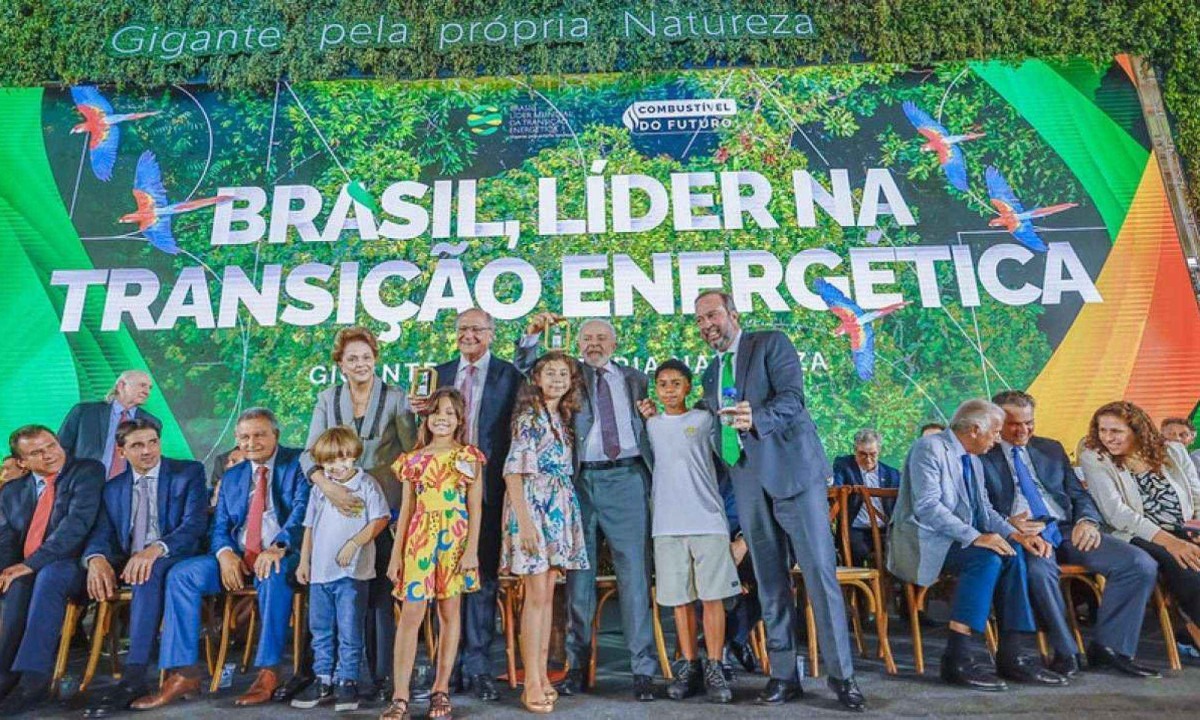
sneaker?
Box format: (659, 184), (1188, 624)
(291, 679), (335, 709)
(335, 681), (359, 712)
(666, 660), (702, 701)
(703, 659), (733, 704)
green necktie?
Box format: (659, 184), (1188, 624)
(720, 353), (741, 466)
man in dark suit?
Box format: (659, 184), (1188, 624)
(413, 307), (522, 701)
(133, 408), (309, 709)
(982, 390), (1160, 678)
(58, 370), (161, 479)
(80, 418), (209, 716)
(516, 313), (658, 701)
(693, 291), (863, 710)
(832, 429), (901, 566)
(0, 426), (104, 714)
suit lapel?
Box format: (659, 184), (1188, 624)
(578, 363), (596, 439)
(117, 474), (134, 551)
(156, 462), (172, 534)
(734, 333), (752, 399)
(337, 383), (355, 427)
(481, 359), (504, 433)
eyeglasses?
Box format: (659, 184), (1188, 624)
(457, 325), (493, 335)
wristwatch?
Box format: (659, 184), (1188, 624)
(271, 541), (287, 551)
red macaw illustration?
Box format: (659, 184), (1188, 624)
(901, 101), (983, 192)
(814, 279), (908, 381)
(118, 151), (233, 255)
(70, 85), (159, 182)
(986, 166), (1078, 253)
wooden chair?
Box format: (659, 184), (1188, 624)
(80, 589), (133, 692)
(51, 599), (87, 695)
(497, 574), (522, 688)
(208, 587), (306, 693)
(586, 575), (673, 686)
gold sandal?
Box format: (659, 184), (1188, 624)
(379, 699), (410, 720)
(520, 691), (554, 714)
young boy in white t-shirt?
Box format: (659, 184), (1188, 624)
(293, 427), (390, 711)
(639, 359), (739, 703)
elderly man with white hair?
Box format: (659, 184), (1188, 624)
(516, 313), (657, 701)
(58, 370), (161, 479)
(888, 399), (1066, 692)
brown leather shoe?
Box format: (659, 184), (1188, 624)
(235, 668), (280, 706)
(131, 672), (201, 710)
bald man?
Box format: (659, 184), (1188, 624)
(58, 371), (161, 479)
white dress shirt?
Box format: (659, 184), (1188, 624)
(583, 360), (639, 462)
(456, 351), (491, 443)
(1001, 440), (1066, 521)
(218, 451), (283, 558)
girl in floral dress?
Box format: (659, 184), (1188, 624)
(382, 387), (484, 720)
(502, 351), (589, 714)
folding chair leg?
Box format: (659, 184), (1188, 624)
(292, 593), (305, 675)
(81, 601), (112, 692)
(870, 578), (897, 675)
(502, 589), (518, 689)
(848, 591), (865, 657)
(241, 608), (258, 672)
(906, 584), (924, 675)
(805, 598), (819, 678)
(649, 589), (672, 680)
(210, 596), (235, 694)
(52, 602), (83, 695)
(1153, 586), (1181, 670)
(1062, 582), (1086, 654)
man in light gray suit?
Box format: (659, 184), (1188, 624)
(889, 399), (1066, 691)
(693, 291), (863, 711)
(516, 314), (657, 701)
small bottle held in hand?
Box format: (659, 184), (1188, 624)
(720, 387), (738, 426)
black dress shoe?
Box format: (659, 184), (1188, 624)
(727, 641), (757, 673)
(470, 674), (499, 702)
(755, 677), (803, 705)
(939, 655), (1008, 692)
(827, 676), (866, 712)
(83, 682), (148, 718)
(997, 656), (1068, 686)
(1087, 644), (1162, 678)
(1049, 652), (1080, 678)
(555, 669), (585, 696)
(272, 672), (315, 703)
(633, 674), (655, 702)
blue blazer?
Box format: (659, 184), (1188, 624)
(980, 436), (1101, 527)
(436, 355), (523, 505)
(700, 331), (831, 499)
(85, 457), (209, 563)
(57, 401), (161, 465)
(211, 446), (309, 556)
(0, 458), (104, 572)
(833, 455), (900, 521)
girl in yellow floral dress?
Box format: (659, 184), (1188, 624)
(384, 387), (484, 720)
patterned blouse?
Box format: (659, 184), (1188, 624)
(1133, 470), (1185, 530)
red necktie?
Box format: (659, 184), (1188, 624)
(108, 409), (132, 479)
(243, 465), (269, 568)
(24, 472), (58, 559)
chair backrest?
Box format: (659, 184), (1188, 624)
(854, 486), (898, 570)
(826, 486), (852, 566)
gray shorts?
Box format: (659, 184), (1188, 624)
(653, 533), (742, 606)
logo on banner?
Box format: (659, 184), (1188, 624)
(621, 98), (737, 134)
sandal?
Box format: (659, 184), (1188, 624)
(543, 684), (559, 703)
(379, 699), (409, 720)
(520, 691), (554, 714)
(429, 691), (453, 720)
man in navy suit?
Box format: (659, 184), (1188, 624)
(0, 426), (103, 714)
(832, 429), (901, 566)
(982, 391), (1160, 678)
(58, 370), (161, 479)
(80, 419), (209, 716)
(411, 308), (522, 701)
(693, 291), (863, 710)
(133, 408), (309, 709)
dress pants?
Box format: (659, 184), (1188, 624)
(8, 559), (86, 675)
(363, 533), (397, 686)
(120, 555), (190, 671)
(460, 497), (503, 677)
(566, 463), (658, 677)
(1026, 530), (1157, 657)
(158, 553), (297, 670)
(731, 476), (855, 681)
(1131, 537), (1200, 625)
(941, 542), (1035, 634)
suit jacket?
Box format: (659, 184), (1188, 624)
(700, 330), (830, 499)
(888, 430), (1016, 586)
(301, 377), (417, 508)
(58, 401), (161, 465)
(84, 457), (209, 563)
(0, 457), (105, 572)
(832, 455), (900, 522)
(1079, 442), (1200, 543)
(436, 354), (523, 504)
(514, 339), (653, 474)
(211, 446), (309, 556)
(980, 436), (1100, 528)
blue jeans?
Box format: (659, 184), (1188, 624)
(310, 578), (367, 682)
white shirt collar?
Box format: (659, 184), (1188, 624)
(721, 330), (744, 358)
(458, 350), (492, 376)
(251, 450), (278, 477)
(999, 439), (1028, 457)
(132, 461), (161, 482)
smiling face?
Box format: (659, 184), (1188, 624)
(1162, 422), (1196, 445)
(338, 339), (377, 385)
(578, 320), (617, 369)
(959, 417), (1002, 456)
(16, 431), (66, 477)
(456, 309), (494, 363)
(235, 416), (279, 463)
(119, 427), (162, 476)
(116, 372), (152, 408)
(695, 294), (740, 352)
(655, 368), (691, 414)
(322, 455), (357, 482)
(426, 395), (461, 440)
(1097, 414), (1136, 457)
(537, 359), (574, 402)
(1000, 403), (1035, 447)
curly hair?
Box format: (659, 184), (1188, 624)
(512, 351), (582, 445)
(1084, 400), (1168, 473)
(415, 386), (470, 449)
(331, 326), (379, 364)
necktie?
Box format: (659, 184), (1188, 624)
(131, 474), (152, 552)
(243, 465), (269, 568)
(594, 367), (622, 460)
(24, 472), (58, 559)
(720, 354), (741, 466)
(108, 409), (132, 479)
(960, 454), (986, 531)
(461, 364), (478, 444)
(1012, 447), (1063, 546)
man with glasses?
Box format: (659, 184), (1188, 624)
(832, 429), (900, 566)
